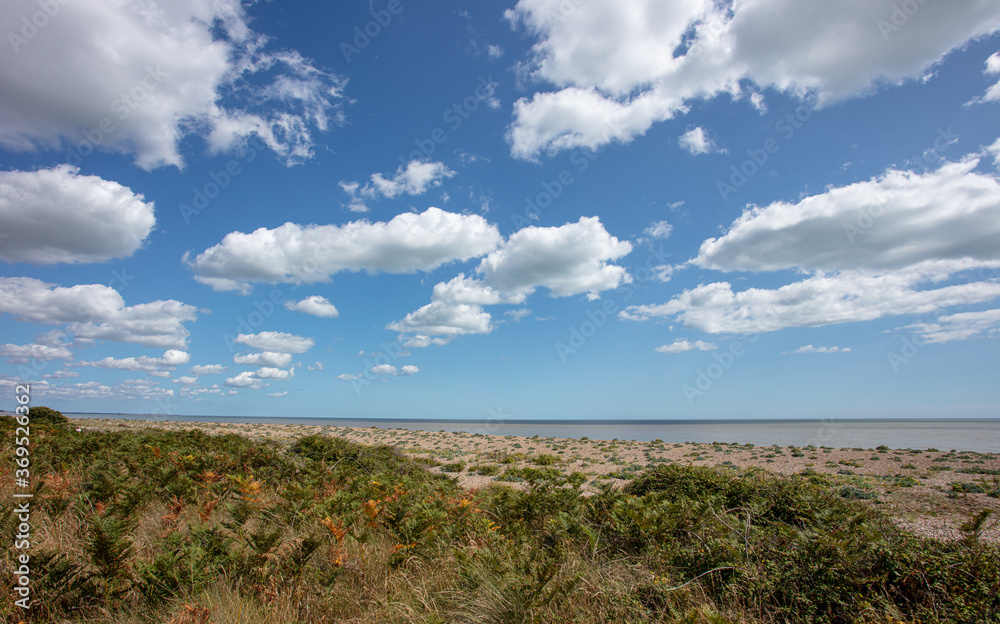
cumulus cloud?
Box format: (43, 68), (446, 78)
(973, 51), (1000, 103)
(368, 364), (419, 376)
(0, 277), (197, 348)
(387, 302), (494, 345)
(655, 339), (717, 354)
(505, 0), (1000, 159)
(234, 332), (314, 354)
(254, 367), (295, 380)
(188, 207), (501, 292)
(340, 160), (456, 212)
(388, 216), (632, 346)
(77, 349), (190, 373)
(0, 166), (156, 264)
(477, 216), (633, 301)
(174, 376), (198, 385)
(23, 378), (175, 403)
(693, 160), (1000, 273)
(784, 345), (851, 354)
(643, 220), (673, 240)
(307, 361), (324, 371)
(0, 0), (346, 169)
(0, 343), (73, 364)
(905, 308), (1000, 343)
(233, 352), (293, 368)
(284, 295), (339, 318)
(678, 127), (721, 155)
(190, 364), (227, 375)
(224, 371), (264, 389)
(622, 154), (1000, 337)
(505, 308), (532, 322)
(622, 270), (1000, 334)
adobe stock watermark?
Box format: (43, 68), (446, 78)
(7, 0), (72, 54)
(399, 75), (499, 166)
(343, 337), (411, 396)
(886, 333), (927, 373)
(554, 244), (671, 363)
(681, 337), (759, 405)
(340, 0), (404, 63)
(179, 135), (266, 224)
(843, 127), (958, 244)
(716, 105), (812, 202)
(877, 0), (928, 41)
(54, 65), (169, 168)
(512, 119), (624, 229)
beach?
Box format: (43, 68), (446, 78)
(72, 417), (1000, 542)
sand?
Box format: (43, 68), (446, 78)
(70, 417), (1000, 542)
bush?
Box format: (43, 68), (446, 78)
(29, 405), (68, 426)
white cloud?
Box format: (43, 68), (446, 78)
(174, 376), (198, 385)
(0, 342), (73, 363)
(678, 127), (720, 155)
(307, 361), (324, 371)
(284, 295), (339, 318)
(254, 367), (295, 380)
(488, 44), (505, 59)
(0, 166), (156, 264)
(389, 216), (632, 346)
(477, 216), (633, 301)
(234, 332), (314, 354)
(387, 302), (494, 344)
(188, 207), (501, 292)
(432, 274), (506, 305)
(622, 270), (1000, 334)
(987, 138), (1000, 168)
(400, 335), (451, 348)
(336, 373), (361, 380)
(0, 0), (345, 169)
(621, 154), (1000, 336)
(0, 277), (197, 348)
(370, 364), (397, 376)
(368, 364), (419, 376)
(340, 160), (456, 211)
(655, 339), (717, 354)
(267, 391), (288, 398)
(224, 371), (265, 389)
(24, 378), (175, 403)
(505, 308), (532, 322)
(78, 349), (190, 373)
(643, 220), (673, 240)
(42, 370), (80, 379)
(505, 0), (1000, 159)
(975, 52), (1000, 103)
(694, 160), (1000, 273)
(233, 352), (293, 368)
(785, 345), (851, 354)
(905, 308), (1000, 343)
(190, 364), (227, 375)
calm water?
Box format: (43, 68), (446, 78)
(65, 414), (1000, 453)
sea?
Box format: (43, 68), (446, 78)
(63, 414), (1000, 453)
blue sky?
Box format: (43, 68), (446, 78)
(2, 0), (1000, 421)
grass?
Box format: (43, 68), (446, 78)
(2, 417), (999, 623)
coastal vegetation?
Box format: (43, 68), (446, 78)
(2, 416), (998, 623)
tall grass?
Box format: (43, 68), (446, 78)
(2, 421), (997, 623)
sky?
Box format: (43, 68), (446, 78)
(1, 0), (1000, 422)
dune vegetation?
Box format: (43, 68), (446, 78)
(2, 413), (998, 623)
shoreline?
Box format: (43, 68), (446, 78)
(72, 417), (1000, 542)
